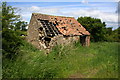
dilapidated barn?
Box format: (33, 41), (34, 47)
(27, 13), (90, 50)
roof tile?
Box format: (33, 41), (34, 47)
(33, 13), (90, 36)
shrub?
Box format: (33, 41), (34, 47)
(2, 28), (23, 59)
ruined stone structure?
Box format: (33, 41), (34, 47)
(27, 13), (90, 50)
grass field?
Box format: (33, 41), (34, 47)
(2, 41), (119, 78)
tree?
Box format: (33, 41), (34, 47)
(77, 17), (107, 42)
(2, 2), (20, 30)
(15, 21), (27, 31)
(2, 2), (27, 59)
(112, 27), (120, 42)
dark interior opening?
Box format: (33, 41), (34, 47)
(55, 18), (57, 20)
(39, 37), (42, 40)
(44, 37), (51, 41)
(55, 21), (59, 25)
(44, 37), (51, 47)
(62, 27), (67, 30)
(80, 35), (86, 46)
(39, 27), (43, 31)
(38, 19), (61, 37)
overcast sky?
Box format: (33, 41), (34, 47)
(5, 0), (119, 29)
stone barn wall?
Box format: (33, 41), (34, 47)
(27, 13), (90, 51)
(27, 15), (41, 49)
(49, 35), (80, 48)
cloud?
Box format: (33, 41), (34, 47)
(115, 0), (120, 2)
(18, 5), (118, 29)
(59, 8), (118, 23)
(29, 6), (60, 14)
(81, 0), (88, 4)
(60, 8), (118, 29)
(28, 6), (118, 23)
(17, 6), (60, 22)
(30, 6), (40, 12)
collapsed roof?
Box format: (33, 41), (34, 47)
(32, 13), (90, 37)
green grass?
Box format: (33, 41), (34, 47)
(2, 41), (119, 78)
